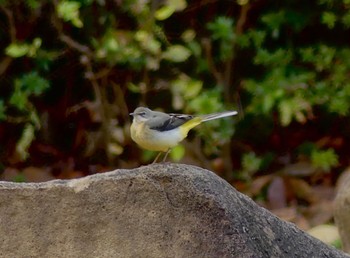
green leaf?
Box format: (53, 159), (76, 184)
(207, 16), (235, 42)
(322, 11), (337, 28)
(154, 0), (187, 20)
(254, 48), (293, 66)
(185, 80), (203, 99)
(248, 30), (266, 48)
(261, 11), (285, 38)
(277, 95), (310, 126)
(181, 30), (196, 42)
(29, 110), (41, 129)
(9, 72), (50, 111)
(19, 72), (50, 96)
(207, 17), (236, 59)
(155, 5), (175, 20)
(237, 0), (249, 5)
(170, 144), (185, 161)
(171, 75), (203, 99)
(329, 93), (350, 115)
(167, 0), (187, 11)
(57, 1), (83, 28)
(28, 38), (42, 57)
(10, 81), (28, 110)
(262, 94), (275, 113)
(0, 100), (6, 120)
(171, 76), (203, 109)
(187, 41), (201, 57)
(6, 38), (42, 58)
(13, 174), (26, 183)
(300, 47), (314, 62)
(236, 34), (250, 48)
(141, 150), (157, 162)
(318, 45), (336, 71)
(26, 0), (40, 9)
(135, 30), (161, 54)
(311, 148), (339, 172)
(5, 43), (29, 58)
(331, 238), (342, 249)
(16, 123), (36, 161)
(127, 82), (141, 93)
(242, 152), (262, 174)
(162, 45), (191, 62)
(341, 12), (350, 27)
(300, 45), (336, 72)
(278, 99), (293, 126)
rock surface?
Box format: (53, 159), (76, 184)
(334, 168), (350, 253)
(0, 163), (347, 258)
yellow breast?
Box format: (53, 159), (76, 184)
(130, 117), (203, 152)
(131, 121), (186, 152)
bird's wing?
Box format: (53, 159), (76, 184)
(149, 113), (194, 132)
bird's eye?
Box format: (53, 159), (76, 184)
(139, 112), (146, 117)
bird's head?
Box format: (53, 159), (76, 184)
(130, 107), (152, 123)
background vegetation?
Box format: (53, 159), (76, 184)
(1, 0), (349, 242)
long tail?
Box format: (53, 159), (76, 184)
(200, 110), (238, 122)
(179, 110), (238, 136)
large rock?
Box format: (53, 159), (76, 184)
(0, 163), (347, 257)
(334, 168), (350, 253)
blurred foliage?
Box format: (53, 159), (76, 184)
(57, 1), (83, 28)
(1, 1), (350, 228)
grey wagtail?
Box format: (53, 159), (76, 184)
(130, 107), (238, 163)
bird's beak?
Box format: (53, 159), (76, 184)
(129, 112), (134, 116)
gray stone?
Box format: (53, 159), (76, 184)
(334, 168), (350, 254)
(0, 163), (347, 257)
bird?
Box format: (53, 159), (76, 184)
(130, 107), (238, 163)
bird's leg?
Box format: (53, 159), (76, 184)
(162, 149), (171, 162)
(152, 152), (163, 164)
